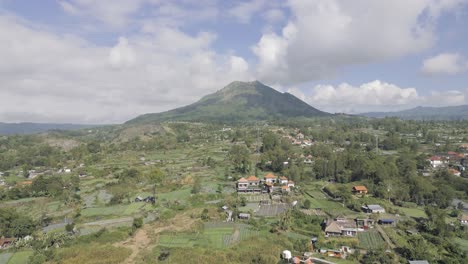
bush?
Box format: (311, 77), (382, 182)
(132, 217), (143, 229)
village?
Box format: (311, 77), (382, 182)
(0, 120), (468, 263)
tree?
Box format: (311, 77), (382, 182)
(229, 145), (251, 174)
(302, 199), (311, 209)
(424, 206), (448, 236)
(0, 208), (36, 237)
(261, 132), (279, 152)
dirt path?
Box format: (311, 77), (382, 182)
(114, 212), (199, 264)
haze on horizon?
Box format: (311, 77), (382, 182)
(1, 0), (468, 124)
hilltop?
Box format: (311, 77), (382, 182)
(127, 81), (329, 124)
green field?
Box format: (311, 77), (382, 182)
(159, 223), (259, 249)
(358, 230), (386, 249)
(6, 251), (33, 264)
(395, 206), (426, 218)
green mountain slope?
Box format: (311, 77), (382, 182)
(127, 81), (329, 124)
(361, 105), (468, 120)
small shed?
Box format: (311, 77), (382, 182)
(378, 219), (396, 226)
(238, 213), (250, 220)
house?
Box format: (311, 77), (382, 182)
(246, 175), (260, 186)
(449, 168), (461, 176)
(238, 213), (250, 220)
(352, 185), (368, 194)
(355, 218), (375, 230)
(296, 133), (304, 140)
(0, 238), (15, 249)
(324, 218), (359, 237)
(460, 214), (468, 225)
(281, 185), (290, 193)
(135, 196), (143, 202)
(362, 204), (385, 214)
(279, 176), (288, 185)
(378, 219), (396, 226)
(264, 173), (277, 184)
(429, 156), (444, 168)
(287, 181), (295, 188)
(0, 172), (4, 177)
(237, 178), (249, 190)
(237, 177), (263, 193)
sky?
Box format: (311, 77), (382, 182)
(1, 0), (468, 124)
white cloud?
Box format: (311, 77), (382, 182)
(0, 15), (251, 123)
(422, 53), (468, 75)
(289, 80), (468, 114)
(308, 81), (419, 113)
(109, 37), (136, 68)
(59, 0), (147, 28)
(262, 9), (285, 24)
(228, 0), (267, 23)
(253, 0), (467, 85)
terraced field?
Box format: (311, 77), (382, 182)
(158, 222), (258, 249)
(358, 230), (386, 249)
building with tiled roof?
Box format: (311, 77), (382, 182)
(352, 185), (368, 194)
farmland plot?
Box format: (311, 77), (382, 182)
(358, 230), (386, 249)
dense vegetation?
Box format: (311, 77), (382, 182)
(0, 116), (467, 263)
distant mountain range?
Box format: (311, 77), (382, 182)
(0, 123), (98, 135)
(127, 81), (329, 124)
(361, 105), (468, 120)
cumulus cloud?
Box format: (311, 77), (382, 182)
(109, 37), (136, 68)
(253, 0), (467, 85)
(421, 53), (468, 75)
(0, 14), (251, 123)
(288, 80), (468, 114)
(307, 81), (419, 113)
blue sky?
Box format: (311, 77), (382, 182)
(0, 0), (468, 123)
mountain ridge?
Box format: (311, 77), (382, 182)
(0, 122), (99, 135)
(361, 105), (468, 120)
(127, 81), (329, 124)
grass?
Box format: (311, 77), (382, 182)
(158, 187), (192, 201)
(6, 250), (33, 264)
(383, 227), (409, 248)
(56, 244), (131, 264)
(395, 206), (426, 218)
(358, 230), (386, 249)
(81, 205), (129, 217)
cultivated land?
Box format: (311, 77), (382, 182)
(1, 90), (468, 264)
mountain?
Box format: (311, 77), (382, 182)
(361, 105), (468, 120)
(127, 81), (329, 124)
(0, 122), (99, 135)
